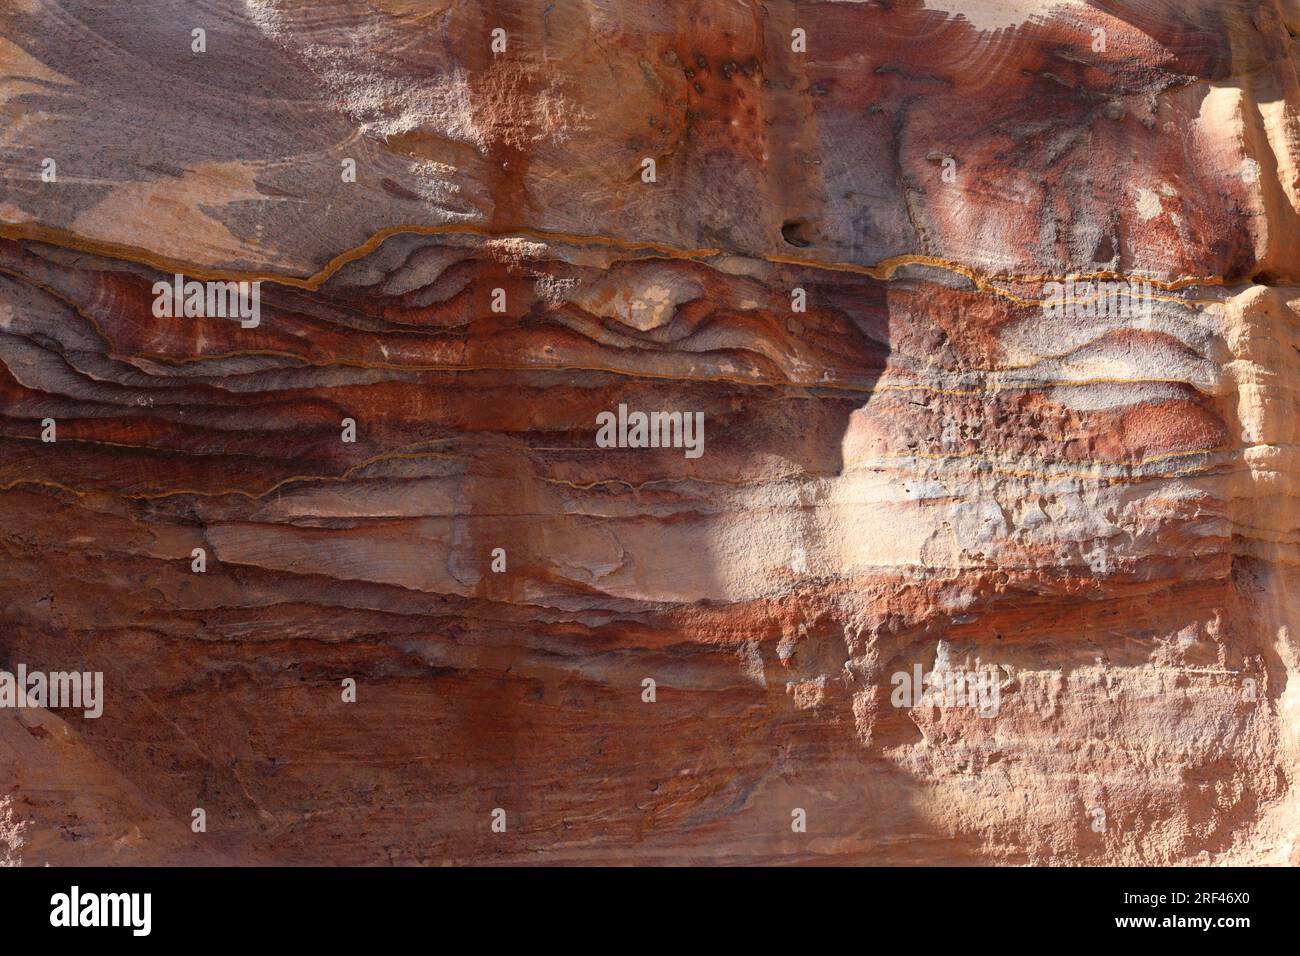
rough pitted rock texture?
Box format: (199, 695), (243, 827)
(1, 0), (1299, 865)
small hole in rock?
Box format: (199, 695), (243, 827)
(781, 219), (813, 247)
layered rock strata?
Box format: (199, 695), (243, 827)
(1, 0), (1298, 864)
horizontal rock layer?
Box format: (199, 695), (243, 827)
(1, 0), (1298, 864)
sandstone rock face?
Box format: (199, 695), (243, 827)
(1, 0), (1299, 865)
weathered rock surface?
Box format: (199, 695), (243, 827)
(1, 0), (1299, 865)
